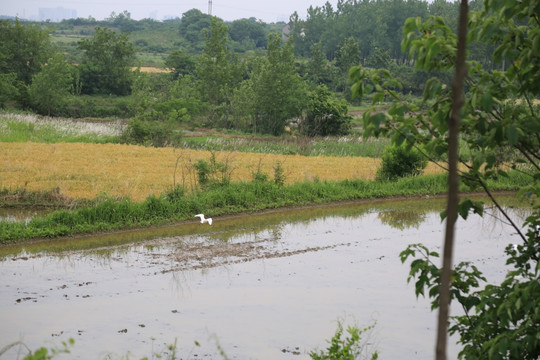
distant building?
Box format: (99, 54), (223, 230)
(38, 7), (77, 22)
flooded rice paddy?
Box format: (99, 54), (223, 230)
(0, 196), (530, 359)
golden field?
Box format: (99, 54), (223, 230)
(0, 142), (444, 201)
(132, 66), (172, 73)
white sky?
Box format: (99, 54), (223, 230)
(0, 0), (339, 23)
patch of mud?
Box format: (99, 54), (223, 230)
(156, 237), (350, 273)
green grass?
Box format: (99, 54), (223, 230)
(1, 110), (390, 157)
(0, 112), (123, 144)
(181, 135), (390, 158)
(0, 170), (529, 244)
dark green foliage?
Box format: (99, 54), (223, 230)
(64, 95), (134, 118)
(164, 50), (196, 79)
(301, 85), (352, 137)
(250, 34), (307, 135)
(229, 18), (268, 51)
(273, 161), (286, 186)
(193, 153), (232, 189)
(121, 118), (182, 147)
(178, 9), (213, 51)
(29, 54), (73, 116)
(376, 145), (427, 181)
(250, 160), (269, 183)
(351, 0), (540, 358)
(130, 71), (205, 125)
(0, 73), (18, 108)
(77, 27), (135, 95)
(0, 19), (52, 85)
(195, 17), (244, 127)
(307, 42), (333, 86)
(400, 235), (540, 360)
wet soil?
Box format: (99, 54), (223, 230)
(0, 197), (529, 359)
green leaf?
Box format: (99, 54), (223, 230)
(480, 92), (493, 111)
(506, 125), (520, 145)
(440, 209), (447, 221)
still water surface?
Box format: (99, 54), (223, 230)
(0, 197), (529, 359)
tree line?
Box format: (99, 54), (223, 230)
(0, 0), (501, 139)
(0, 15), (351, 139)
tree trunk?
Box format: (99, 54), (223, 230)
(436, 1), (468, 360)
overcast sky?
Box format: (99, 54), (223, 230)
(0, 0), (339, 23)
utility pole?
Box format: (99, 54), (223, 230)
(208, 0), (212, 15)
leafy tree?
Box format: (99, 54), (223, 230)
(301, 85), (351, 137)
(250, 34), (307, 135)
(0, 73), (18, 108)
(335, 37), (360, 75)
(77, 26), (135, 95)
(196, 17), (243, 126)
(0, 19), (51, 85)
(350, 0), (539, 359)
(29, 53), (73, 116)
(229, 18), (268, 50)
(365, 47), (392, 69)
(376, 144), (427, 181)
(179, 9), (213, 51)
(165, 49), (196, 79)
(230, 78), (256, 131)
(288, 11), (310, 57)
(307, 42), (331, 85)
(334, 37), (361, 96)
(105, 10), (141, 32)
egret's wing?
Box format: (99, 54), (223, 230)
(208, 218), (213, 225)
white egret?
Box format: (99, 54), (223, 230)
(195, 214), (212, 225)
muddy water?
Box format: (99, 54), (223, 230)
(0, 207), (53, 224)
(0, 197), (529, 359)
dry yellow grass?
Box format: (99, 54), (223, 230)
(0, 142), (444, 201)
(132, 67), (172, 73)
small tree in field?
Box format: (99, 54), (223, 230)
(195, 17), (243, 127)
(376, 144), (427, 181)
(78, 27), (135, 95)
(351, 0), (539, 359)
(251, 34), (307, 135)
(301, 85), (352, 137)
(29, 53), (73, 116)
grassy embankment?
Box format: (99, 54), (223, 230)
(0, 112), (528, 244)
(1, 172), (528, 244)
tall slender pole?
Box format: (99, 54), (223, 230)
(208, 0), (212, 15)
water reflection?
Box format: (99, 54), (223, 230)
(1, 195), (528, 259)
(378, 209), (427, 230)
(0, 196), (530, 360)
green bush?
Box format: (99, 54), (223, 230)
(193, 153), (232, 189)
(301, 85), (352, 137)
(376, 145), (427, 181)
(309, 321), (378, 360)
(121, 118), (182, 147)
